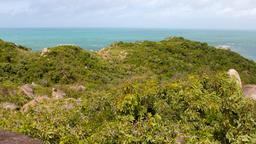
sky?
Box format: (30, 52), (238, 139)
(0, 0), (256, 29)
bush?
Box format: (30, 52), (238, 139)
(1, 37), (256, 143)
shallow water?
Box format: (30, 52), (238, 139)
(0, 28), (256, 60)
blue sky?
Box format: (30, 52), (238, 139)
(0, 0), (256, 29)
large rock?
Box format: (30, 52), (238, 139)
(77, 85), (85, 92)
(52, 88), (66, 99)
(0, 130), (42, 144)
(227, 69), (242, 88)
(40, 48), (49, 56)
(1, 102), (18, 110)
(227, 69), (256, 100)
(243, 85), (256, 100)
(21, 96), (49, 113)
(20, 84), (34, 98)
(72, 85), (86, 92)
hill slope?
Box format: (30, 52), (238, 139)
(1, 37), (256, 143)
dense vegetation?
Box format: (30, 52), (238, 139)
(1, 37), (256, 143)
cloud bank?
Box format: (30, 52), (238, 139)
(0, 0), (255, 29)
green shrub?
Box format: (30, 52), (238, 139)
(1, 37), (256, 143)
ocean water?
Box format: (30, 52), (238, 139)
(0, 28), (256, 60)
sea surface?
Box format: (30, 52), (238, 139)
(0, 28), (256, 60)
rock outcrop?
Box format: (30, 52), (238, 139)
(0, 130), (42, 144)
(77, 85), (85, 92)
(243, 85), (256, 100)
(52, 88), (66, 99)
(21, 96), (49, 113)
(228, 69), (256, 100)
(20, 84), (34, 98)
(40, 48), (49, 56)
(1, 102), (18, 110)
(227, 69), (242, 88)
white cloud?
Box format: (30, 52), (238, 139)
(0, 0), (255, 29)
(0, 1), (31, 15)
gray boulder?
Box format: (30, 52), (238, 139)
(72, 85), (85, 92)
(227, 69), (256, 100)
(77, 85), (85, 92)
(20, 84), (34, 98)
(0, 130), (42, 144)
(227, 69), (242, 88)
(243, 85), (256, 100)
(52, 88), (66, 99)
(40, 48), (49, 56)
(1, 102), (18, 110)
(21, 96), (49, 113)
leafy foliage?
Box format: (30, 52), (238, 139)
(1, 37), (256, 143)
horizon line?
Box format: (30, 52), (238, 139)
(0, 27), (256, 31)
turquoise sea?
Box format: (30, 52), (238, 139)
(0, 28), (256, 60)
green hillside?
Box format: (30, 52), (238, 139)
(1, 37), (256, 143)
